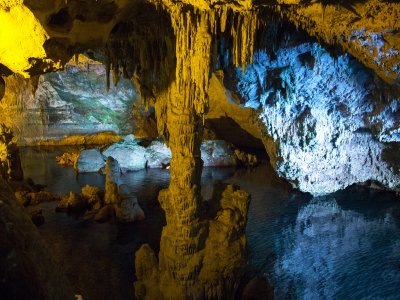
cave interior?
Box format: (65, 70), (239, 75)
(1, 0), (400, 299)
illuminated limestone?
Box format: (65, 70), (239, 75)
(103, 140), (147, 171)
(135, 183), (250, 299)
(0, 0), (61, 76)
(235, 37), (400, 195)
(0, 124), (22, 180)
(0, 56), (136, 146)
(281, 0), (400, 83)
(133, 3), (256, 298)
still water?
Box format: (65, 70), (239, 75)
(20, 147), (400, 300)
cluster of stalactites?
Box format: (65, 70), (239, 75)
(104, 2), (176, 106)
(104, 3), (260, 122)
(154, 5), (260, 143)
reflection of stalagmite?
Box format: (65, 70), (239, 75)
(104, 157), (145, 223)
(105, 156), (121, 205)
(134, 4), (255, 299)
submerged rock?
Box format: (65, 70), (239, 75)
(30, 209), (45, 227)
(81, 185), (103, 210)
(15, 191), (60, 206)
(76, 148), (105, 173)
(57, 192), (87, 212)
(56, 152), (79, 167)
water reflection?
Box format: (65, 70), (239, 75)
(19, 148), (400, 299)
(271, 192), (400, 300)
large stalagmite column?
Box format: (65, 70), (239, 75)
(157, 9), (212, 283)
(134, 4), (257, 299)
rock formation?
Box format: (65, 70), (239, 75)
(234, 27), (400, 195)
(0, 176), (72, 299)
(0, 55), (138, 145)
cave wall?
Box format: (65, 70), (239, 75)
(234, 29), (400, 195)
(1, 55), (139, 145)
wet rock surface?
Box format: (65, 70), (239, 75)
(75, 138), (255, 173)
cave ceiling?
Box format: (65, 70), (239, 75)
(0, 0), (399, 85)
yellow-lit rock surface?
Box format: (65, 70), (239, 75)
(0, 0), (49, 76)
(281, 0), (400, 83)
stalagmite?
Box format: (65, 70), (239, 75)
(104, 156), (120, 205)
(133, 2), (257, 299)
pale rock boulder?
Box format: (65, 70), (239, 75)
(144, 140), (172, 168)
(102, 140), (147, 171)
(201, 140), (237, 167)
(76, 148), (105, 173)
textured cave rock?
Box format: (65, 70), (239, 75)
(103, 139), (148, 171)
(234, 31), (400, 195)
(0, 177), (71, 299)
(1, 0), (399, 86)
(75, 139), (243, 172)
(281, 0), (400, 84)
(0, 55), (138, 145)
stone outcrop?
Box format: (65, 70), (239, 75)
(74, 139), (254, 173)
(0, 177), (72, 299)
(1, 0), (399, 297)
(0, 124), (23, 180)
(234, 29), (400, 195)
(104, 157), (145, 223)
(201, 140), (237, 167)
(135, 183), (250, 299)
(104, 156), (121, 205)
(75, 148), (105, 173)
(103, 140), (147, 171)
(130, 3), (256, 298)
(281, 0), (400, 84)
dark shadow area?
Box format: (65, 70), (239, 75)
(47, 7), (73, 33)
(205, 116), (265, 150)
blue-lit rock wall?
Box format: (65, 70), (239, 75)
(234, 41), (400, 195)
